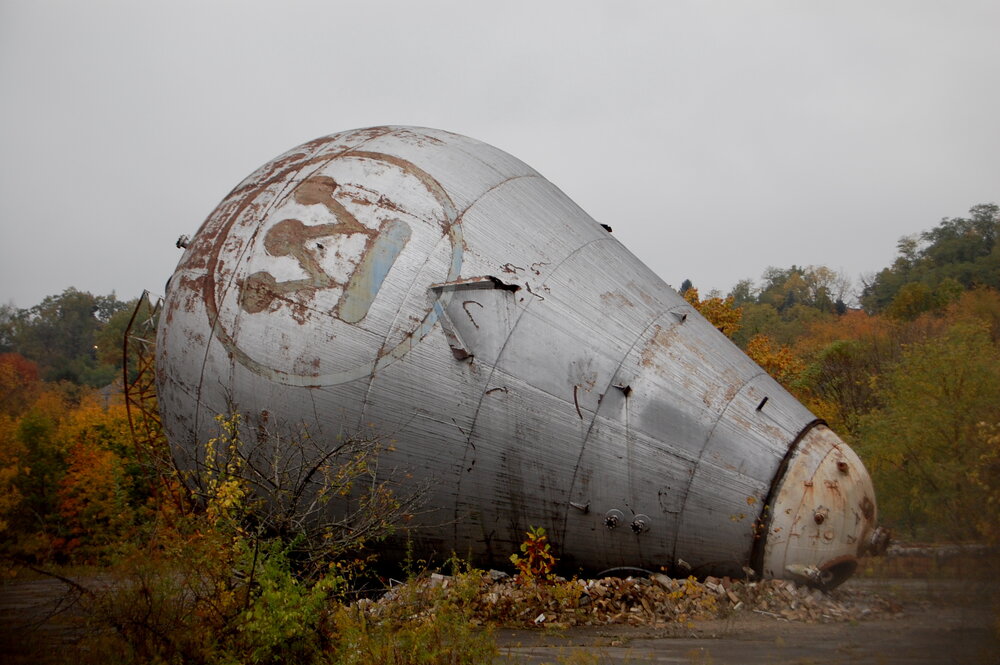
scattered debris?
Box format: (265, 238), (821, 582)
(360, 572), (903, 628)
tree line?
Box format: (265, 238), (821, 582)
(0, 289), (135, 387)
(1, 202), (998, 568)
(681, 202), (999, 542)
(0, 201), (997, 662)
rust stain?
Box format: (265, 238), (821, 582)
(860, 496), (875, 520)
(640, 325), (678, 368)
(702, 384), (720, 408)
(627, 281), (656, 307)
(529, 261), (549, 275)
(177, 274), (206, 314)
(600, 291), (635, 308)
(341, 149), (457, 235)
(392, 127), (445, 147)
(191, 129), (459, 384)
(292, 354), (323, 377)
(732, 414), (754, 431)
(293, 175), (372, 233)
(223, 149), (312, 205)
(524, 283), (545, 301)
(237, 172), (413, 327)
(239, 175), (377, 315)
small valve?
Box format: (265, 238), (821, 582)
(630, 514), (650, 534)
(604, 509), (624, 530)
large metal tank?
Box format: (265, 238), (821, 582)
(157, 126), (884, 586)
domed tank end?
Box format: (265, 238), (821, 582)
(760, 425), (881, 590)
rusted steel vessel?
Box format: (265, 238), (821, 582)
(157, 126), (885, 586)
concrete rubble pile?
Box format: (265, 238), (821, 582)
(360, 571), (903, 628)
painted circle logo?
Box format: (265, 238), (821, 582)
(202, 146), (464, 386)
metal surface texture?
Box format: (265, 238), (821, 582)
(156, 126), (881, 584)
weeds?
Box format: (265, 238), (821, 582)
(332, 561), (496, 665)
(509, 525), (557, 584)
(46, 414), (490, 665)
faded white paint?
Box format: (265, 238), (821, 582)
(157, 126), (881, 582)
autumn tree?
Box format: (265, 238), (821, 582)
(971, 423), (1000, 546)
(682, 287), (742, 338)
(730, 302), (780, 348)
(51, 397), (143, 560)
(725, 266), (849, 348)
(2, 388), (71, 559)
(727, 278), (756, 306)
(0, 415), (25, 536)
(744, 335), (805, 390)
(787, 310), (902, 435)
(943, 286), (1000, 343)
(1, 289), (131, 386)
(0, 354), (40, 538)
(862, 203), (1000, 313)
(857, 321), (1000, 540)
(0, 353), (40, 417)
(757, 265), (851, 314)
(883, 278), (963, 321)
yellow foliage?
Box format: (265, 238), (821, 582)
(54, 395), (131, 452)
(0, 415), (25, 533)
(30, 388), (72, 429)
(203, 414), (251, 526)
(57, 441), (134, 557)
(857, 321), (1000, 539)
(683, 287), (743, 338)
(971, 423), (1000, 545)
(745, 334), (805, 388)
(794, 309), (895, 357)
(0, 353), (40, 417)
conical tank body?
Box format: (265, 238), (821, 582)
(157, 126), (881, 583)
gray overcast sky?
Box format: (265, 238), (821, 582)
(1, 0), (998, 309)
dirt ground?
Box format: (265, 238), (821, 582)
(495, 578), (998, 665)
(1, 575), (997, 664)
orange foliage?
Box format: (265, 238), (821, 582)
(793, 310), (894, 357)
(0, 415), (25, 534)
(52, 397), (136, 558)
(30, 388), (73, 431)
(0, 353), (40, 417)
(971, 423), (1000, 545)
(744, 334), (805, 388)
(57, 441), (134, 557)
(54, 396), (131, 453)
(509, 525), (557, 584)
(683, 287), (743, 338)
(946, 287), (1000, 342)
